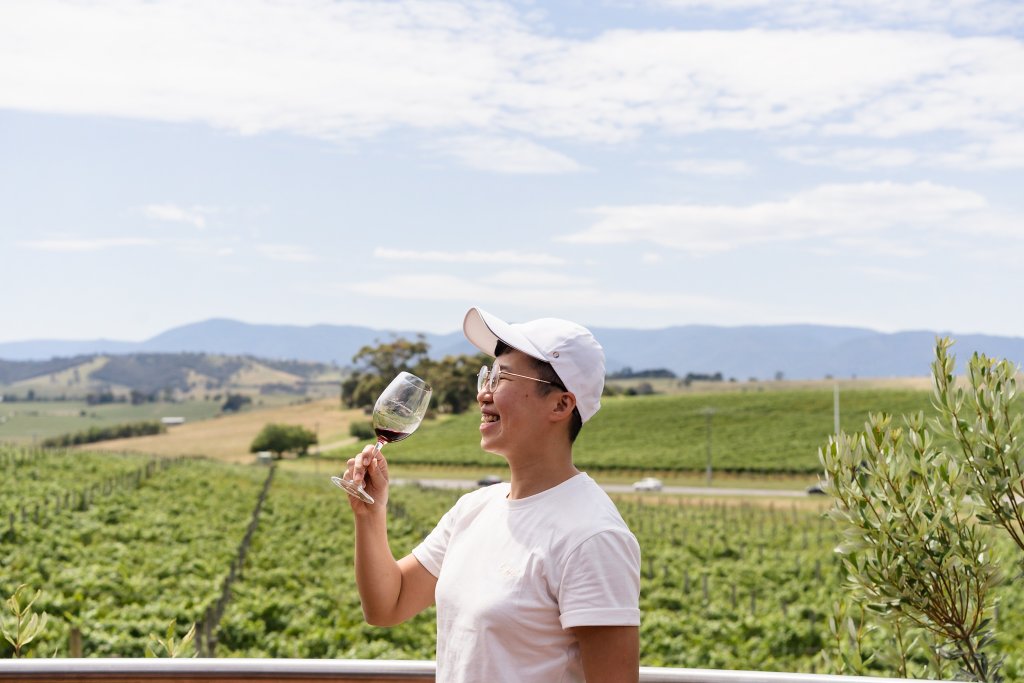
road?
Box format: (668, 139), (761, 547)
(390, 478), (813, 498)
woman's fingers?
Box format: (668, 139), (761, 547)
(350, 444), (376, 483)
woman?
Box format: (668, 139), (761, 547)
(344, 307), (641, 682)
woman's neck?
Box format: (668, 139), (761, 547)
(506, 445), (578, 499)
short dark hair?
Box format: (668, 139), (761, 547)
(495, 340), (583, 443)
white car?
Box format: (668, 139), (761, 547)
(632, 477), (663, 492)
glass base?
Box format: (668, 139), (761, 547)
(331, 476), (375, 504)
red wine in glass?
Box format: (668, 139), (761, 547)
(332, 371), (432, 504)
(374, 427), (412, 444)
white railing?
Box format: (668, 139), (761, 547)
(0, 658), (911, 682)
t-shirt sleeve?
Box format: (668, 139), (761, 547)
(558, 529), (641, 629)
(411, 502), (458, 578)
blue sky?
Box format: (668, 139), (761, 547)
(2, 0), (1023, 343)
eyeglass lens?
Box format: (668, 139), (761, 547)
(477, 364), (498, 393)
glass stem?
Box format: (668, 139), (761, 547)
(355, 440), (386, 489)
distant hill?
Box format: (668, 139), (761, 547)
(0, 352), (340, 399)
(2, 318), (1023, 381)
(592, 325), (1024, 381)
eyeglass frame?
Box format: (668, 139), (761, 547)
(477, 363), (564, 394)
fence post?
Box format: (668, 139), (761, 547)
(202, 610), (213, 656)
(69, 627), (82, 657)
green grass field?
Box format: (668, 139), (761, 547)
(337, 387), (937, 474)
(0, 400), (224, 444)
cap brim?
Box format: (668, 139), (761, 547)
(463, 307), (546, 361)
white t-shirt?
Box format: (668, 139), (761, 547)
(412, 472), (641, 683)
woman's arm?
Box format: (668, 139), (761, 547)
(574, 625), (640, 683)
(347, 446), (437, 626)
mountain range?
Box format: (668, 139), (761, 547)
(3, 318), (1023, 380)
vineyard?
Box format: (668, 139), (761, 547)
(383, 388), (938, 473)
(1, 448), (268, 656)
(2, 446), (1022, 678)
(3, 386), (947, 474)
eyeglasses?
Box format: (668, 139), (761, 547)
(477, 363), (556, 394)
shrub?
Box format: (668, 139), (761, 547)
(349, 421), (374, 441)
(820, 338), (1023, 682)
(249, 423), (317, 458)
(41, 421), (165, 448)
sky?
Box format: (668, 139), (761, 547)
(1, 0), (1023, 343)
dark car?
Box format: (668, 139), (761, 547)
(477, 474), (503, 487)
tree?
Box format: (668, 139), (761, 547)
(414, 352), (490, 415)
(340, 337), (487, 414)
(341, 336), (430, 408)
(354, 336), (430, 377)
(222, 393), (252, 413)
(819, 338), (1023, 681)
(249, 423), (317, 459)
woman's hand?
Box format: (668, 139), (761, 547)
(345, 444), (390, 513)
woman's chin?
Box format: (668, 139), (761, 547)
(479, 431), (507, 458)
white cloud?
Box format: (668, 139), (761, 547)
(17, 237), (158, 251)
(854, 265), (929, 283)
(172, 239), (239, 258)
(668, 158), (753, 175)
(782, 132), (1024, 170)
(779, 145), (922, 170)
(0, 0), (540, 140)
(1, 1), (1023, 170)
(482, 270), (591, 287)
(932, 132), (1024, 170)
(343, 273), (725, 312)
(648, 0), (1024, 33)
(143, 203), (210, 228)
(962, 245), (1024, 268)
(833, 236), (926, 259)
(563, 181), (1011, 255)
(255, 244), (317, 262)
(434, 135), (583, 174)
(374, 247), (566, 266)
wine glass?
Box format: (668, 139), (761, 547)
(332, 371), (432, 504)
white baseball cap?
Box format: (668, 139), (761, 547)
(463, 307), (605, 423)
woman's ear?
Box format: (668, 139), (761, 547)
(550, 391), (577, 423)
